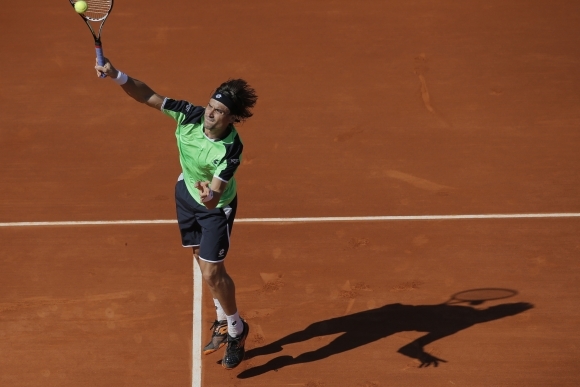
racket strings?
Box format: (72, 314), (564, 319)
(84, 0), (112, 21)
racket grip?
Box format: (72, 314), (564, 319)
(95, 43), (106, 78)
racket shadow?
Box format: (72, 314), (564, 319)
(237, 290), (532, 379)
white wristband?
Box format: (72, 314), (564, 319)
(113, 71), (129, 85)
(201, 189), (214, 203)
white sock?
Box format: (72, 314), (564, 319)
(213, 299), (227, 321)
(226, 311), (244, 338)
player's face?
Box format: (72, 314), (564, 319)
(204, 99), (235, 132)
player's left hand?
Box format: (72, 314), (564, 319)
(194, 181), (212, 202)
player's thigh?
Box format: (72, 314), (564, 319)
(175, 179), (202, 247)
(198, 198), (237, 262)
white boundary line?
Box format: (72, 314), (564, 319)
(1, 213), (580, 228)
(192, 259), (202, 387)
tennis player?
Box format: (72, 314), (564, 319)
(95, 59), (257, 370)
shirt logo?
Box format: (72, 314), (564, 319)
(212, 159), (220, 166)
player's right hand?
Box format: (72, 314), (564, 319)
(95, 57), (117, 78)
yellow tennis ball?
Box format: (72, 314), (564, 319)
(74, 1), (88, 13)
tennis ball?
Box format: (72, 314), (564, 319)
(74, 1), (88, 13)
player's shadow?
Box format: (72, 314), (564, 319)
(237, 294), (532, 379)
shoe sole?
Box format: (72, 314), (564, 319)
(203, 342), (226, 355)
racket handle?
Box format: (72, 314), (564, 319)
(95, 42), (106, 78)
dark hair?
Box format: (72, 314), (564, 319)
(214, 79), (258, 123)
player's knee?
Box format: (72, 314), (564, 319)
(200, 263), (227, 287)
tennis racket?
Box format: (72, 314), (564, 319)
(69, 0), (114, 78)
(444, 288), (518, 305)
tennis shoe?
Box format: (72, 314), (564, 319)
(203, 320), (228, 355)
(222, 319), (249, 370)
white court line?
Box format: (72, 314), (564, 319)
(235, 213), (580, 222)
(0, 212), (580, 227)
(1, 212), (580, 228)
(192, 259), (202, 387)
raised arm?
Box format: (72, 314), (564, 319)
(95, 58), (165, 110)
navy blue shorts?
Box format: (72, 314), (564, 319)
(174, 179), (237, 263)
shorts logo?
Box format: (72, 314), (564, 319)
(218, 249), (225, 257)
(229, 159), (240, 164)
(215, 94), (222, 99)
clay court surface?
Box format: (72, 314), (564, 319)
(1, 0), (580, 386)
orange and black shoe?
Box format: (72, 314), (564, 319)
(203, 320), (228, 355)
(222, 319), (249, 370)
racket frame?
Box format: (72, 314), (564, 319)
(69, 0), (115, 77)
